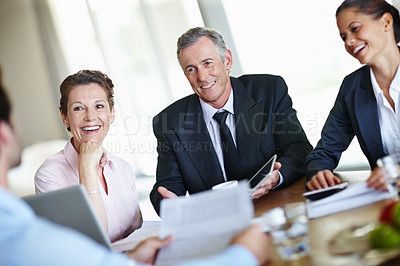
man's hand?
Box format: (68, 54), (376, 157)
(251, 162), (281, 199)
(230, 225), (270, 265)
(158, 186), (178, 199)
(127, 236), (172, 264)
(306, 170), (341, 190)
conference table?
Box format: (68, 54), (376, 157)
(253, 171), (394, 266)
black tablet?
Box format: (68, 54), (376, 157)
(302, 182), (348, 201)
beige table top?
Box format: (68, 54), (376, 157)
(253, 171), (393, 266)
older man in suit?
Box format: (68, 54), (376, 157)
(150, 27), (312, 214)
(0, 66), (272, 266)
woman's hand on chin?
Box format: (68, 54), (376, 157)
(79, 141), (105, 167)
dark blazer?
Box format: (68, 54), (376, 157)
(305, 65), (386, 181)
(151, 74), (312, 214)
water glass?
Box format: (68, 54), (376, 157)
(269, 202), (309, 260)
(377, 153), (400, 199)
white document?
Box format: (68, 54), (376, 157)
(155, 181), (253, 266)
(111, 221), (161, 253)
(306, 181), (393, 219)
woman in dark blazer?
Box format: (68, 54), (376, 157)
(306, 0), (400, 191)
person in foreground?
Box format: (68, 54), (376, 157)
(306, 0), (400, 191)
(150, 27), (312, 213)
(0, 68), (271, 265)
(34, 70), (143, 242)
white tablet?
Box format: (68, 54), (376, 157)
(248, 154), (277, 195)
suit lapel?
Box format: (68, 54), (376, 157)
(355, 67), (385, 160)
(231, 78), (261, 171)
(175, 95), (225, 187)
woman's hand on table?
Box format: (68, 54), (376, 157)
(366, 167), (388, 191)
(306, 170), (341, 191)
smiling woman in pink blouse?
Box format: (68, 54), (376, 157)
(35, 70), (142, 242)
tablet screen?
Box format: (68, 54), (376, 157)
(248, 155), (277, 189)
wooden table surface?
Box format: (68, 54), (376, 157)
(253, 173), (392, 266)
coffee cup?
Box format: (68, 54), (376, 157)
(212, 180), (238, 190)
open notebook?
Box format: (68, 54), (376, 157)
(22, 185), (112, 249)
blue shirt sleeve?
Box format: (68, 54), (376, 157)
(0, 188), (259, 266)
(175, 245), (258, 266)
(0, 188), (133, 266)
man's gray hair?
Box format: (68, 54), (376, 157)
(177, 27), (228, 62)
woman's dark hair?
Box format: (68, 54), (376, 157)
(0, 67), (11, 124)
(336, 0), (400, 43)
(59, 70), (114, 117)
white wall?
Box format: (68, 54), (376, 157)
(0, 0), (65, 147)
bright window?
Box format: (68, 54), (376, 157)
(222, 0), (369, 169)
(48, 0), (203, 175)
(48, 0), (371, 174)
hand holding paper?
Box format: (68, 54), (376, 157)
(156, 181), (253, 266)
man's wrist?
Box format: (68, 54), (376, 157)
(272, 171), (284, 189)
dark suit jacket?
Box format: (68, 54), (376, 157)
(305, 65), (386, 181)
(151, 74), (312, 214)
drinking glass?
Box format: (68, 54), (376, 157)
(376, 153), (400, 200)
(269, 202), (309, 260)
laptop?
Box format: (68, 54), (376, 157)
(22, 185), (112, 249)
